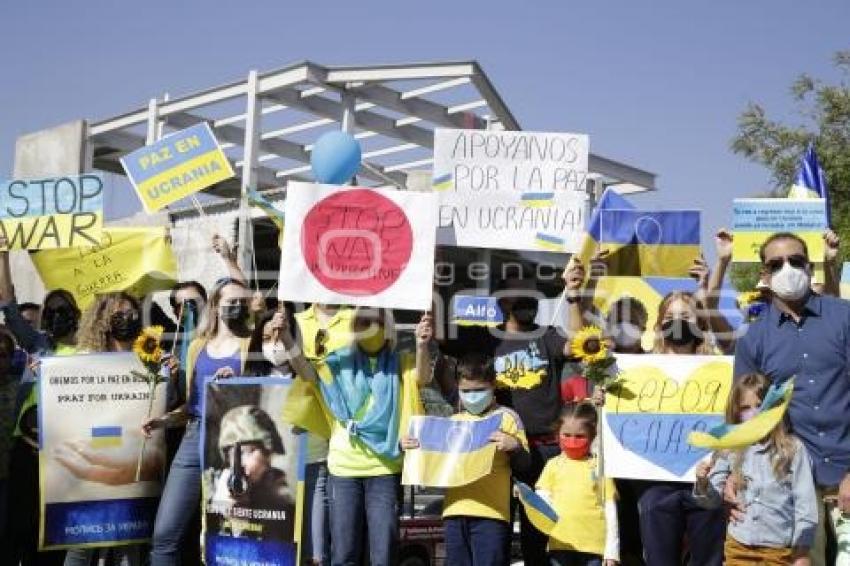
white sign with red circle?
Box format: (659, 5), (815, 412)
(278, 182), (438, 310)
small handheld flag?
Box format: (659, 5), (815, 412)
(515, 480), (559, 535)
(688, 379), (793, 450)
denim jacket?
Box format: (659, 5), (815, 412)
(694, 439), (818, 548)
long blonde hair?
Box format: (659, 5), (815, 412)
(652, 291), (714, 355)
(198, 278), (250, 340)
(726, 373), (798, 483)
(76, 292), (140, 353)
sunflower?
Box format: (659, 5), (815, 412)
(133, 325), (164, 365)
(737, 290), (763, 308)
(570, 326), (608, 364)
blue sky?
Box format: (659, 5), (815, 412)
(1, 1), (847, 260)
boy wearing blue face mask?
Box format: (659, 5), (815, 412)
(403, 353), (530, 566)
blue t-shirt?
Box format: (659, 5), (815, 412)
(188, 347), (242, 417)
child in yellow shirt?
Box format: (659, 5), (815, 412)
(537, 401), (619, 566)
(402, 352), (530, 566)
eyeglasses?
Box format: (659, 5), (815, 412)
(765, 254), (808, 274)
(314, 329), (328, 358)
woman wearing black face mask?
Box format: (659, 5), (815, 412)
(40, 290), (81, 354)
(144, 278), (252, 566)
(634, 291), (726, 566)
(62, 292), (150, 566)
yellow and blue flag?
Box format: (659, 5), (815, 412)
(788, 142), (830, 223)
(247, 188), (285, 247)
(689, 379), (793, 450)
(401, 414), (501, 488)
(574, 187), (634, 268)
(535, 232), (566, 252)
(515, 480), (558, 535)
(597, 210), (701, 277)
(90, 426), (122, 448)
(521, 192), (555, 208)
(432, 172), (453, 192)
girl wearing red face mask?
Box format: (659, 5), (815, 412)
(536, 402), (620, 566)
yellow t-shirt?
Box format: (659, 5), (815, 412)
(295, 306), (356, 360)
(324, 352), (418, 477)
(442, 407), (529, 523)
(536, 454), (617, 555)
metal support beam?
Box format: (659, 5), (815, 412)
(264, 88), (433, 148)
(238, 70), (261, 275)
(347, 83), (486, 130)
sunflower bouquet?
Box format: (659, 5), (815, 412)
(569, 326), (617, 386)
(132, 326), (167, 481)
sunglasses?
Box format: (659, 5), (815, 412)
(314, 329), (328, 358)
(764, 254), (807, 274)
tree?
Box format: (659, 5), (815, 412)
(730, 49), (850, 290)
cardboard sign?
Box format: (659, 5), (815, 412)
(121, 123), (234, 213)
(0, 174), (103, 250)
(32, 226), (178, 309)
(433, 128), (588, 252)
(603, 354), (732, 482)
(279, 183), (437, 310)
(38, 353), (166, 549)
(201, 377), (302, 565)
(732, 198), (826, 262)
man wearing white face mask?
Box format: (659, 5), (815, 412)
(734, 231), (850, 566)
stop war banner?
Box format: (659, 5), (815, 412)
(0, 174), (103, 250)
(278, 182), (437, 310)
(121, 123), (234, 213)
(603, 354), (732, 482)
(38, 353), (167, 549)
(432, 128), (588, 252)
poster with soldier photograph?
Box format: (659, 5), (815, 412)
(201, 377), (302, 565)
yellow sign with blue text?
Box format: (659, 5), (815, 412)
(120, 123), (234, 213)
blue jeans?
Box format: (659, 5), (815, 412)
(329, 474), (399, 566)
(638, 482), (725, 566)
(302, 462), (330, 565)
(150, 419), (201, 566)
(549, 550), (603, 566)
(444, 516), (511, 566)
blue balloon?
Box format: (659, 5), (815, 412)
(310, 131), (362, 185)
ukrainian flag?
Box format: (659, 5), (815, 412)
(247, 188), (285, 247)
(841, 263), (850, 300)
(90, 426), (122, 448)
(788, 142), (830, 222)
(535, 233), (566, 252)
(689, 380), (793, 451)
(597, 210), (701, 277)
(401, 414), (502, 488)
(574, 187), (634, 268)
(515, 480), (558, 535)
(521, 192), (555, 208)
(432, 172), (453, 192)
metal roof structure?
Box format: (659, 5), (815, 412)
(88, 60), (656, 199)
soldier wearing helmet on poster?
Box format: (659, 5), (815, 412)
(208, 405), (295, 541)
